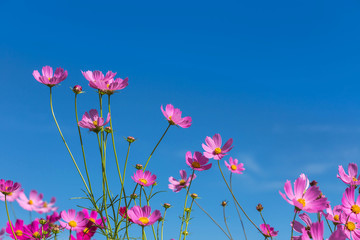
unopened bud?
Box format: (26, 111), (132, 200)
(153, 182), (158, 186)
(182, 231), (189, 236)
(184, 208), (191, 213)
(127, 136), (136, 143)
(39, 219), (47, 225)
(130, 193), (138, 199)
(72, 85), (83, 94)
(42, 231), (48, 235)
(310, 180), (318, 186)
(191, 193), (198, 199)
(158, 217), (164, 222)
(105, 126), (112, 133)
(221, 201), (228, 207)
(135, 164), (143, 170)
(52, 226), (60, 234)
(256, 203), (263, 212)
(163, 203), (172, 209)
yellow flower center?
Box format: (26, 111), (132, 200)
(28, 200), (33, 205)
(138, 217), (149, 225)
(33, 231), (40, 238)
(334, 215), (339, 221)
(352, 205), (360, 214)
(68, 220), (77, 228)
(15, 230), (23, 236)
(93, 120), (98, 126)
(89, 217), (96, 223)
(347, 221), (356, 231)
(107, 84), (110, 88)
(83, 227), (89, 233)
(48, 77), (51, 81)
(214, 147), (222, 154)
(191, 162), (201, 168)
(179, 179), (186, 185)
(231, 165), (237, 170)
(353, 177), (358, 182)
(139, 178), (148, 185)
(43, 202), (48, 208)
(297, 198), (306, 208)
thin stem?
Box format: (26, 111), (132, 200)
(5, 196), (18, 240)
(290, 211), (298, 240)
(194, 200), (231, 240)
(49, 87), (90, 193)
(161, 209), (168, 240)
(325, 217), (333, 233)
(144, 124), (171, 170)
(217, 161), (261, 233)
(183, 198), (195, 240)
(223, 207), (233, 240)
(179, 170), (195, 240)
(260, 212), (272, 240)
(230, 172), (247, 240)
(10, 202), (17, 219)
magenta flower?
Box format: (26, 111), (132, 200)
(161, 104), (192, 128)
(168, 170), (196, 193)
(46, 211), (61, 224)
(338, 163), (360, 186)
(60, 209), (87, 231)
(35, 197), (57, 214)
(33, 66), (68, 87)
(78, 109), (110, 133)
(224, 157), (245, 174)
(341, 186), (360, 220)
(132, 170), (157, 187)
(325, 204), (342, 224)
(0, 188), (23, 202)
(82, 209), (106, 227)
(202, 134), (233, 160)
(259, 223), (278, 237)
(24, 219), (50, 240)
(127, 206), (161, 227)
(292, 212), (312, 236)
(0, 228), (4, 240)
(17, 190), (43, 211)
(6, 220), (26, 240)
(0, 180), (21, 196)
(119, 207), (134, 223)
(89, 77), (129, 95)
(339, 211), (360, 240)
(279, 174), (329, 213)
(185, 151), (212, 171)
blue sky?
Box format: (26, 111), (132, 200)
(1, 0), (360, 239)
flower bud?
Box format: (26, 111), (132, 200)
(52, 226), (60, 234)
(127, 136), (136, 143)
(130, 193), (138, 199)
(135, 164), (143, 170)
(191, 193), (198, 199)
(153, 182), (158, 186)
(184, 208), (191, 213)
(256, 203), (263, 212)
(158, 217), (164, 222)
(310, 180), (318, 186)
(72, 85), (83, 94)
(221, 201), (228, 207)
(163, 203), (172, 209)
(39, 219), (47, 225)
(182, 231), (189, 236)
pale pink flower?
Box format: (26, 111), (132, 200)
(0, 188), (23, 202)
(81, 70), (116, 83)
(0, 180), (21, 196)
(60, 209), (87, 231)
(168, 170), (196, 193)
(78, 109), (110, 133)
(202, 134), (233, 160)
(224, 157), (245, 174)
(161, 104), (192, 128)
(259, 223), (278, 237)
(279, 174), (329, 213)
(33, 66), (68, 87)
(89, 77), (128, 95)
(132, 170), (157, 187)
(292, 212), (312, 235)
(17, 190), (43, 211)
(325, 204), (342, 224)
(127, 206), (161, 227)
(35, 197), (57, 214)
(338, 163), (360, 186)
(185, 151), (212, 171)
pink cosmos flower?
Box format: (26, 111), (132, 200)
(328, 229), (348, 240)
(341, 186), (360, 220)
(46, 211), (61, 224)
(185, 151), (212, 171)
(70, 232), (92, 240)
(82, 70), (116, 83)
(89, 77), (129, 95)
(23, 219), (50, 240)
(60, 209), (87, 231)
(259, 223), (278, 237)
(33, 66), (68, 87)
(161, 104), (192, 128)
(132, 170), (157, 187)
(338, 163), (360, 186)
(78, 109), (111, 133)
(339, 211), (360, 240)
(17, 190), (43, 211)
(202, 134), (233, 160)
(119, 207), (133, 223)
(168, 170), (196, 193)
(6, 219), (26, 240)
(127, 206), (161, 227)
(0, 180), (21, 196)
(82, 209), (106, 227)
(300, 221), (323, 240)
(35, 197), (57, 214)
(325, 204), (342, 225)
(224, 157), (245, 174)
(0, 188), (23, 202)
(279, 174), (329, 213)
(292, 212), (312, 237)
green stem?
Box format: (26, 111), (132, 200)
(290, 211), (298, 240)
(223, 206), (233, 240)
(194, 200), (231, 239)
(49, 87), (90, 193)
(230, 173), (247, 240)
(325, 217), (333, 233)
(161, 209), (168, 240)
(5, 196), (18, 240)
(183, 198), (195, 240)
(179, 170), (195, 240)
(144, 124), (171, 170)
(217, 161), (261, 233)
